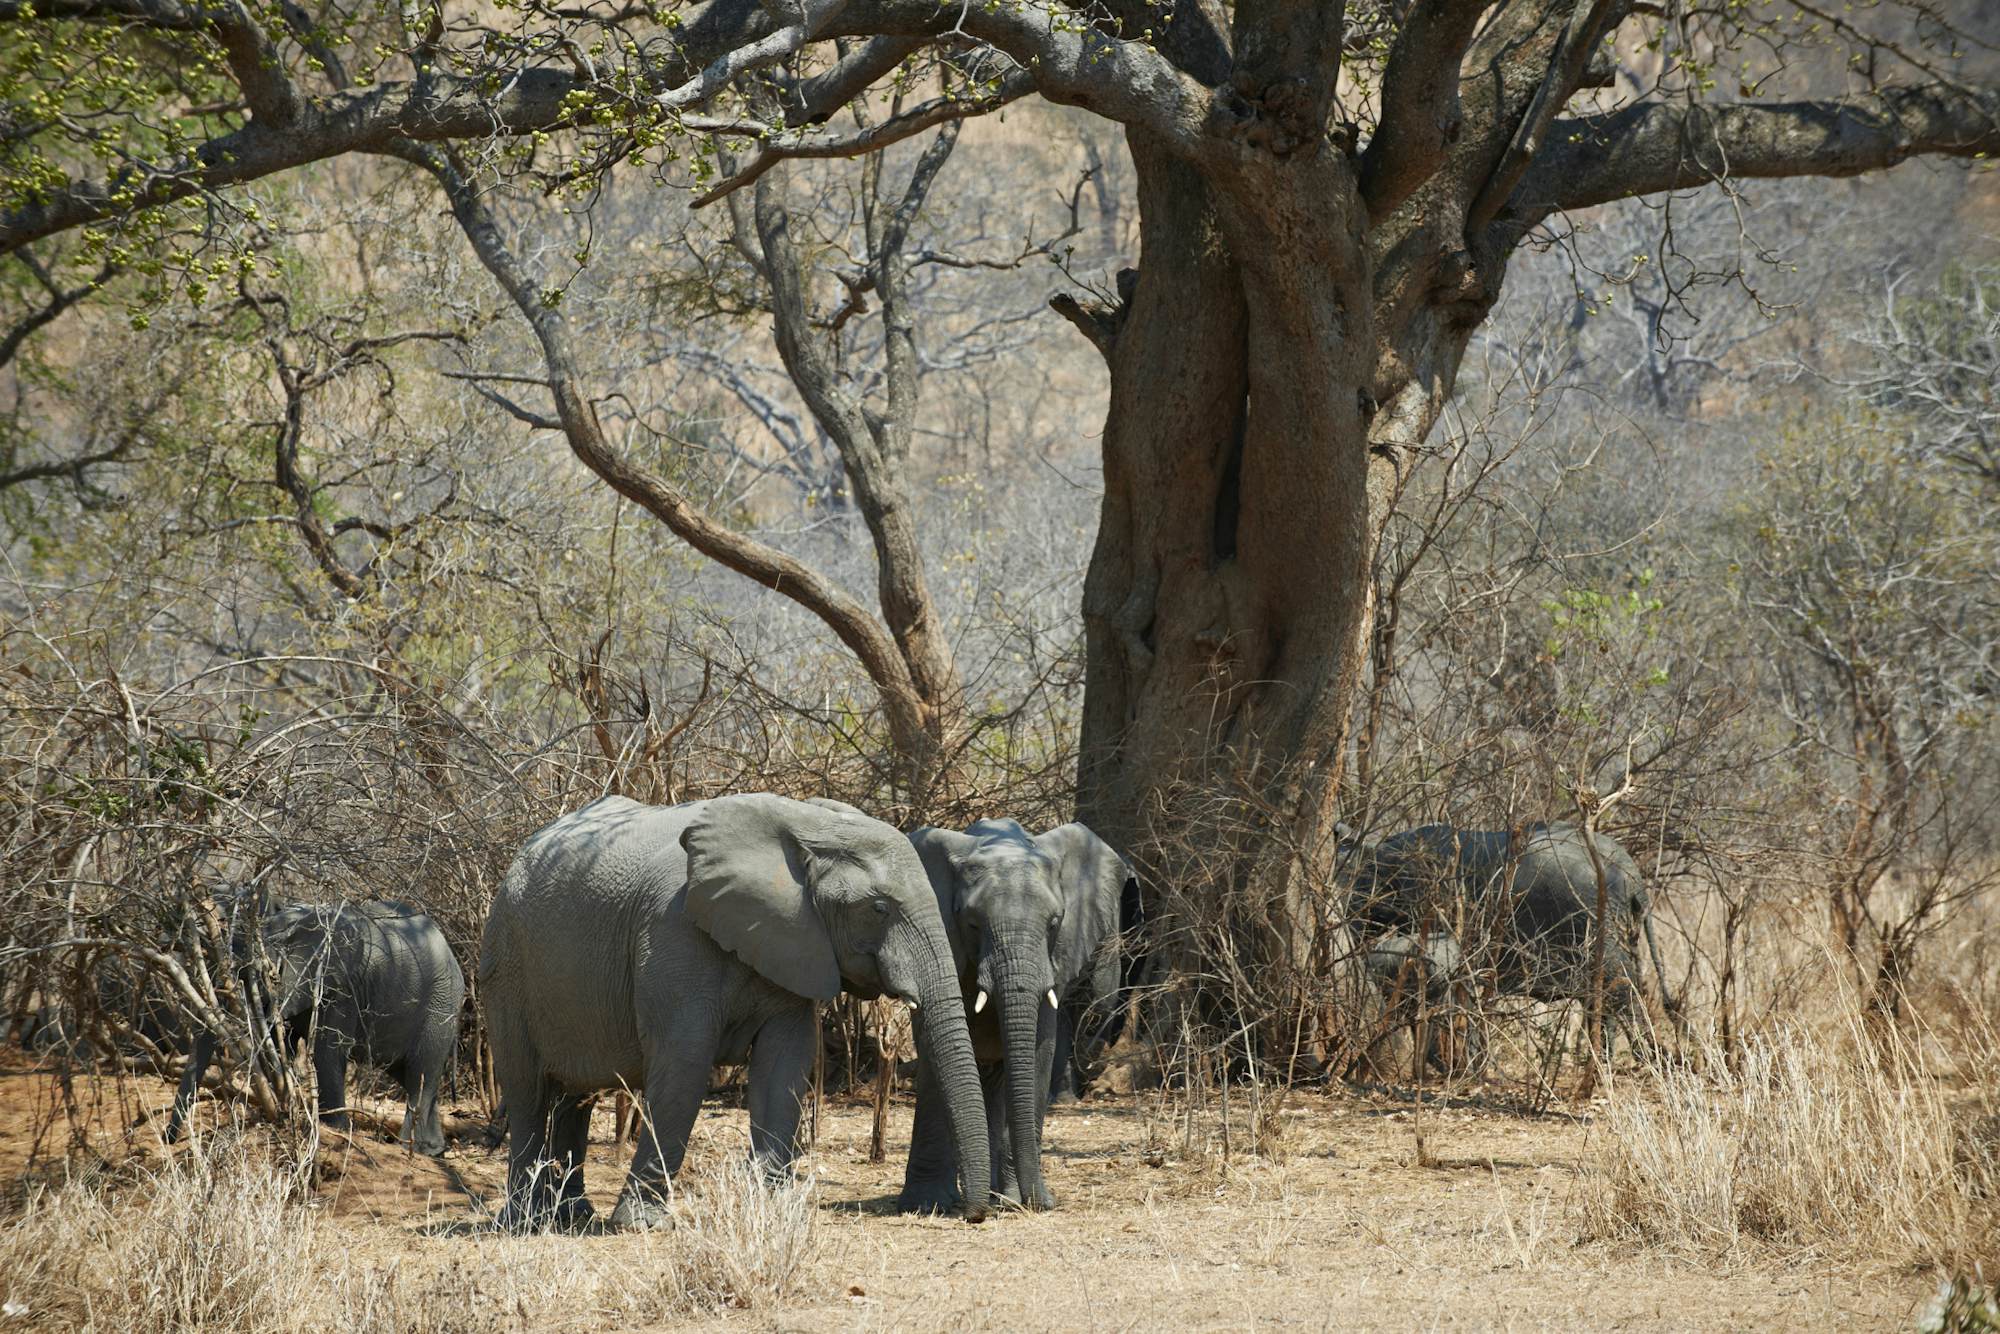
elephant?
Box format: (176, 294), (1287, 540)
(1047, 869), (1146, 1105)
(166, 899), (465, 1155)
(1362, 930), (1485, 1077)
(479, 792), (991, 1231)
(1336, 820), (1673, 1057)
(898, 818), (1136, 1214)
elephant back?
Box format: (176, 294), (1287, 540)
(480, 795), (696, 1047)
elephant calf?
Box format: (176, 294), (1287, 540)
(167, 900), (465, 1155)
(899, 818), (1136, 1213)
(1337, 821), (1672, 1058)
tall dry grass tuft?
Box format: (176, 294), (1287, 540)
(658, 1154), (821, 1310)
(1, 1134), (820, 1330)
(330, 1153), (820, 1328)
(0, 1131), (312, 1330)
(1577, 1022), (1999, 1267)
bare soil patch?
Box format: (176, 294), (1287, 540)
(0, 1054), (1927, 1331)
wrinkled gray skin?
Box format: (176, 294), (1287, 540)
(1337, 821), (1672, 1057)
(166, 900), (465, 1155)
(899, 819), (1134, 1213)
(1364, 931), (1485, 1075)
(482, 793), (991, 1231)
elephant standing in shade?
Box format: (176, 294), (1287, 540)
(898, 819), (1135, 1213)
(1337, 820), (1673, 1056)
(481, 793), (991, 1231)
(166, 900), (465, 1155)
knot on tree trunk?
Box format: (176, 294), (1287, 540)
(1215, 76), (1320, 157)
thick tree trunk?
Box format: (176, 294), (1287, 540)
(1075, 132), (1386, 1056)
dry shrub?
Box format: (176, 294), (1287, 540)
(0, 1137), (819, 1331)
(1577, 1023), (1999, 1267)
(619, 1153), (821, 1315)
(0, 1131), (310, 1330)
(333, 1154), (819, 1329)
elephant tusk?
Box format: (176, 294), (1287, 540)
(1047, 990), (1059, 1010)
(973, 989), (988, 1015)
(907, 999), (919, 1013)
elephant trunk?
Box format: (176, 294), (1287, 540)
(906, 932), (990, 1223)
(994, 931), (1053, 1210)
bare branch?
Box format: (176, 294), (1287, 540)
(692, 72), (1033, 208)
(0, 250), (114, 370)
(387, 140), (942, 759)
(1515, 85), (2000, 219)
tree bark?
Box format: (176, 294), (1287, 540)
(1075, 127), (1379, 1056)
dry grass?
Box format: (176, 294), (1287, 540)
(0, 1131), (311, 1330)
(1578, 1021), (2000, 1268)
(0, 1130), (818, 1331)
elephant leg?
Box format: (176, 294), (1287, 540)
(546, 1093), (596, 1230)
(1608, 969), (1649, 1062)
(399, 1019), (454, 1157)
(492, 1034), (556, 1231)
(1048, 1005), (1080, 1106)
(746, 1005), (815, 1179)
(896, 1055), (963, 1214)
(311, 1028), (353, 1133)
(1025, 1001), (1056, 1210)
(611, 1054), (708, 1231)
(165, 1031), (216, 1144)
(982, 1062), (1015, 1205)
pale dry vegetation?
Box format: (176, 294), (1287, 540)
(0, 1129), (819, 1331)
(1578, 1022), (2000, 1267)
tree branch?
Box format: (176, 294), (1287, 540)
(1515, 85), (2000, 218)
(387, 140), (940, 758)
(691, 71), (1032, 208)
(1465, 0), (1620, 232)
(0, 251), (113, 370)
(1357, 0), (1488, 223)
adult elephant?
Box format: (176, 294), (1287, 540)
(481, 793), (990, 1230)
(166, 900), (465, 1155)
(898, 819), (1135, 1213)
(1336, 821), (1673, 1056)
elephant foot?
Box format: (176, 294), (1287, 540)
(552, 1195), (596, 1233)
(497, 1193), (593, 1233)
(609, 1192), (672, 1232)
(895, 1178), (963, 1215)
(991, 1181), (1056, 1211)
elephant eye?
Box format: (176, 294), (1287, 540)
(871, 898), (891, 917)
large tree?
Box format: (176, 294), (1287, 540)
(5, 0), (1998, 1036)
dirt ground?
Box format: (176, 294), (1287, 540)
(0, 1055), (1929, 1332)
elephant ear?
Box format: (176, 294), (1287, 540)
(906, 825), (978, 976)
(681, 794), (842, 1002)
(1036, 823), (1136, 994)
